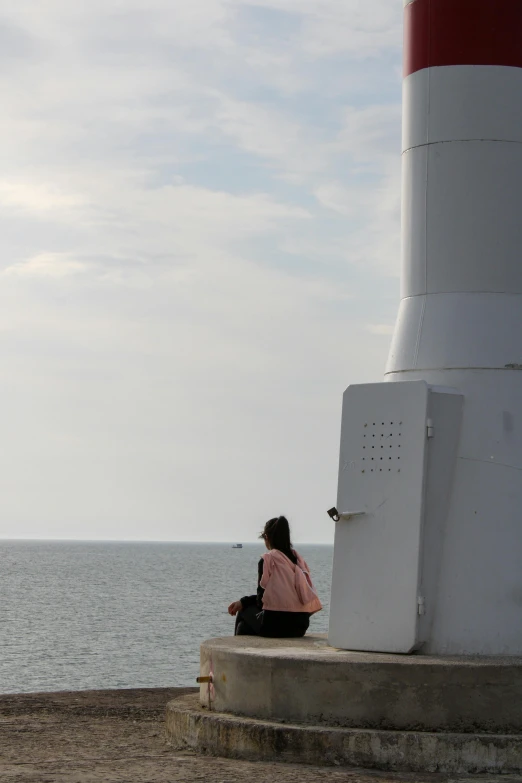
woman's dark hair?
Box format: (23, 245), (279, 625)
(260, 516), (296, 562)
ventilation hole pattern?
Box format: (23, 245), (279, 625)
(361, 421), (403, 474)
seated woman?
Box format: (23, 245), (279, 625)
(227, 515), (322, 638)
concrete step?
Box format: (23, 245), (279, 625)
(198, 634), (522, 733)
(166, 693), (522, 774)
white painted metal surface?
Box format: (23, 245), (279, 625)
(392, 28), (522, 654)
(328, 381), (429, 653)
(400, 145), (427, 297)
(386, 370), (522, 654)
(402, 141), (522, 297)
(403, 66), (522, 151)
(402, 142), (522, 296)
(330, 2), (522, 655)
(387, 293), (522, 372)
(415, 388), (463, 648)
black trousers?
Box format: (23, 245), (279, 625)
(234, 606), (310, 638)
(235, 605), (263, 636)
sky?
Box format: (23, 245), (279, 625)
(0, 0), (403, 544)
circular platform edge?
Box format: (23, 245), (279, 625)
(200, 637), (522, 732)
(165, 694), (522, 774)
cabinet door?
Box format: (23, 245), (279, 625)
(328, 381), (429, 653)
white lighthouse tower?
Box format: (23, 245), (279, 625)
(173, 3), (522, 769)
(329, 0), (522, 655)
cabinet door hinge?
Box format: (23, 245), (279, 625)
(417, 596), (426, 615)
(426, 418), (434, 438)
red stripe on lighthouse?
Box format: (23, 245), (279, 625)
(404, 0), (522, 76)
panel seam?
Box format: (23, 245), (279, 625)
(397, 291), (522, 298)
(403, 138), (522, 155)
(385, 367), (522, 373)
(459, 456), (522, 473)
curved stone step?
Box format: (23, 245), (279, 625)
(166, 693), (522, 774)
(198, 635), (522, 733)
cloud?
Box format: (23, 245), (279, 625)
(337, 104), (402, 164)
(366, 322), (395, 336)
(0, 0), (402, 543)
(0, 181), (86, 216)
(235, 0), (402, 57)
(4, 253), (87, 279)
(215, 98), (326, 178)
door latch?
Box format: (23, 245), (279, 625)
(327, 506), (366, 522)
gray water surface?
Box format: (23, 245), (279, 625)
(0, 541), (333, 693)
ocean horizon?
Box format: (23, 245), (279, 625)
(1, 540), (333, 695)
(0, 537), (334, 544)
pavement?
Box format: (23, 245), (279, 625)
(0, 688), (520, 783)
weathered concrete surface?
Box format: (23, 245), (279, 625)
(167, 693), (522, 774)
(6, 688), (515, 783)
(200, 634), (522, 733)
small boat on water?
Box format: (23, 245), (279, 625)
(232, 543), (243, 549)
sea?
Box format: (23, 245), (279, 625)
(0, 541), (333, 695)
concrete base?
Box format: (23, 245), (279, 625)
(199, 634), (522, 733)
(166, 693), (522, 774)
(166, 634), (522, 773)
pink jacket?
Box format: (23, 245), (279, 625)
(260, 549), (322, 615)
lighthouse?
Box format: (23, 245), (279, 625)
(174, 4), (522, 769)
(329, 0), (522, 655)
